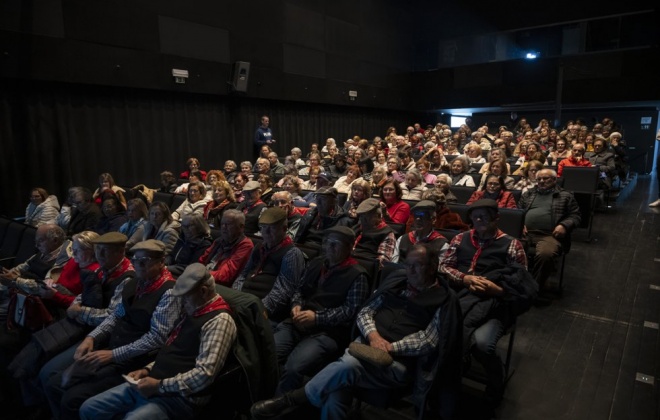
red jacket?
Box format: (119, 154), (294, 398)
(199, 236), (254, 286)
(557, 157), (592, 177)
(51, 259), (101, 308)
(466, 190), (518, 209)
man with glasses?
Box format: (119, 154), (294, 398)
(440, 199), (532, 407)
(392, 200), (448, 263)
(44, 239), (181, 420)
(268, 226), (369, 397)
(351, 198), (396, 264)
(251, 244), (461, 420)
(270, 191), (304, 240)
(519, 169), (580, 294)
(294, 187), (350, 249)
(233, 207), (305, 324)
(557, 143), (592, 176)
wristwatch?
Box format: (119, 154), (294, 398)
(158, 380), (166, 394)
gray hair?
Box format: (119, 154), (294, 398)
(223, 209), (245, 226)
(436, 173), (452, 185)
(406, 169), (423, 184)
(182, 213), (211, 237)
(72, 231), (100, 250)
(44, 224), (66, 244)
(240, 161), (252, 168)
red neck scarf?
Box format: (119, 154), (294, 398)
(98, 257), (134, 283)
(408, 230), (444, 245)
(467, 229), (505, 274)
(243, 200), (265, 214)
(250, 236), (293, 278)
(136, 268), (174, 298)
(166, 295), (232, 345)
(320, 257), (358, 285)
(353, 221), (388, 249)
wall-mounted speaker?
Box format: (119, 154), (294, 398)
(232, 61), (250, 92)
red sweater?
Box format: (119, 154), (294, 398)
(466, 190), (518, 209)
(385, 200), (411, 224)
(198, 236), (254, 286)
(51, 259), (101, 308)
(557, 157), (592, 177)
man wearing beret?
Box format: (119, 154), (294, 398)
(351, 198), (396, 264)
(79, 263), (237, 419)
(272, 226), (369, 396)
(294, 187), (351, 249)
(233, 207), (305, 322)
(251, 244), (462, 420)
(393, 200), (449, 263)
(237, 181), (267, 236)
(44, 239), (182, 420)
(440, 199), (533, 406)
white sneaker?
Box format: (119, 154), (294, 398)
(650, 199), (660, 207)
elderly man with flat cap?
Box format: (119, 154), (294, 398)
(44, 239), (182, 420)
(393, 200), (449, 263)
(294, 187), (351, 249)
(440, 199), (535, 406)
(237, 180), (268, 236)
(351, 198), (396, 264)
(270, 190), (305, 240)
(233, 207), (305, 323)
(271, 226), (369, 396)
(79, 263), (237, 419)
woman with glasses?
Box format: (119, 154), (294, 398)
(513, 160), (544, 193)
(467, 175), (517, 208)
(172, 180), (209, 222)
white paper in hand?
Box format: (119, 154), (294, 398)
(122, 374), (140, 386)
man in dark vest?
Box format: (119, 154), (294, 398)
(440, 199), (533, 406)
(272, 226), (369, 396)
(351, 198), (396, 264)
(233, 207), (305, 323)
(43, 239), (182, 420)
(270, 191), (304, 240)
(79, 263), (237, 419)
(392, 200), (448, 263)
(236, 181), (267, 236)
(251, 244), (462, 420)
(294, 187), (351, 249)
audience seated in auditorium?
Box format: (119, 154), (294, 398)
(174, 170), (203, 195)
(333, 164), (362, 195)
(294, 187), (351, 249)
(251, 244), (461, 420)
(166, 214), (213, 277)
(546, 139), (570, 166)
(232, 173), (249, 203)
(25, 187), (61, 227)
(59, 187), (102, 238)
(158, 171), (177, 194)
(343, 179), (371, 222)
(42, 239), (181, 420)
(394, 200), (448, 263)
(257, 174), (275, 205)
(223, 160), (239, 184)
(449, 156), (476, 187)
(233, 207), (306, 322)
(479, 148), (510, 175)
(586, 138), (617, 190)
(79, 263), (236, 419)
(280, 175), (306, 207)
(270, 191), (305, 241)
(423, 190), (470, 232)
(513, 160), (544, 193)
(94, 195), (127, 235)
(400, 168), (427, 200)
(198, 209), (253, 287)
(440, 199), (535, 406)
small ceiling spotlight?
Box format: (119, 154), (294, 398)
(525, 52), (539, 60)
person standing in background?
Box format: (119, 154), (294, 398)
(254, 115), (276, 159)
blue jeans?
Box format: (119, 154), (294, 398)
(79, 382), (194, 420)
(470, 317), (506, 392)
(273, 320), (340, 395)
(39, 342), (79, 418)
(304, 345), (412, 420)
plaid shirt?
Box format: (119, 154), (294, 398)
(147, 311), (237, 405)
(439, 229), (527, 285)
(88, 278), (182, 363)
(357, 287), (443, 356)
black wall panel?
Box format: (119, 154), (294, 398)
(158, 16), (231, 63)
(283, 3), (324, 51)
(282, 44), (326, 79)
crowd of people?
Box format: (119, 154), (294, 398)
(0, 115), (628, 419)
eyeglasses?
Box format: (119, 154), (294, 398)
(486, 182), (500, 187)
(131, 256), (156, 265)
(536, 176), (554, 181)
(189, 189), (200, 193)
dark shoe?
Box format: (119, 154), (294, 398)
(251, 388), (307, 419)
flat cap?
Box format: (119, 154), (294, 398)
(324, 225), (355, 244)
(467, 199), (498, 217)
(316, 186), (338, 197)
(412, 200), (437, 213)
(259, 207), (287, 225)
(356, 198), (381, 215)
(90, 232), (128, 245)
(131, 239), (166, 255)
(243, 181), (261, 192)
(172, 263), (211, 296)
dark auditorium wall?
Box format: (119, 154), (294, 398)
(0, 0), (414, 109)
(0, 80), (421, 218)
